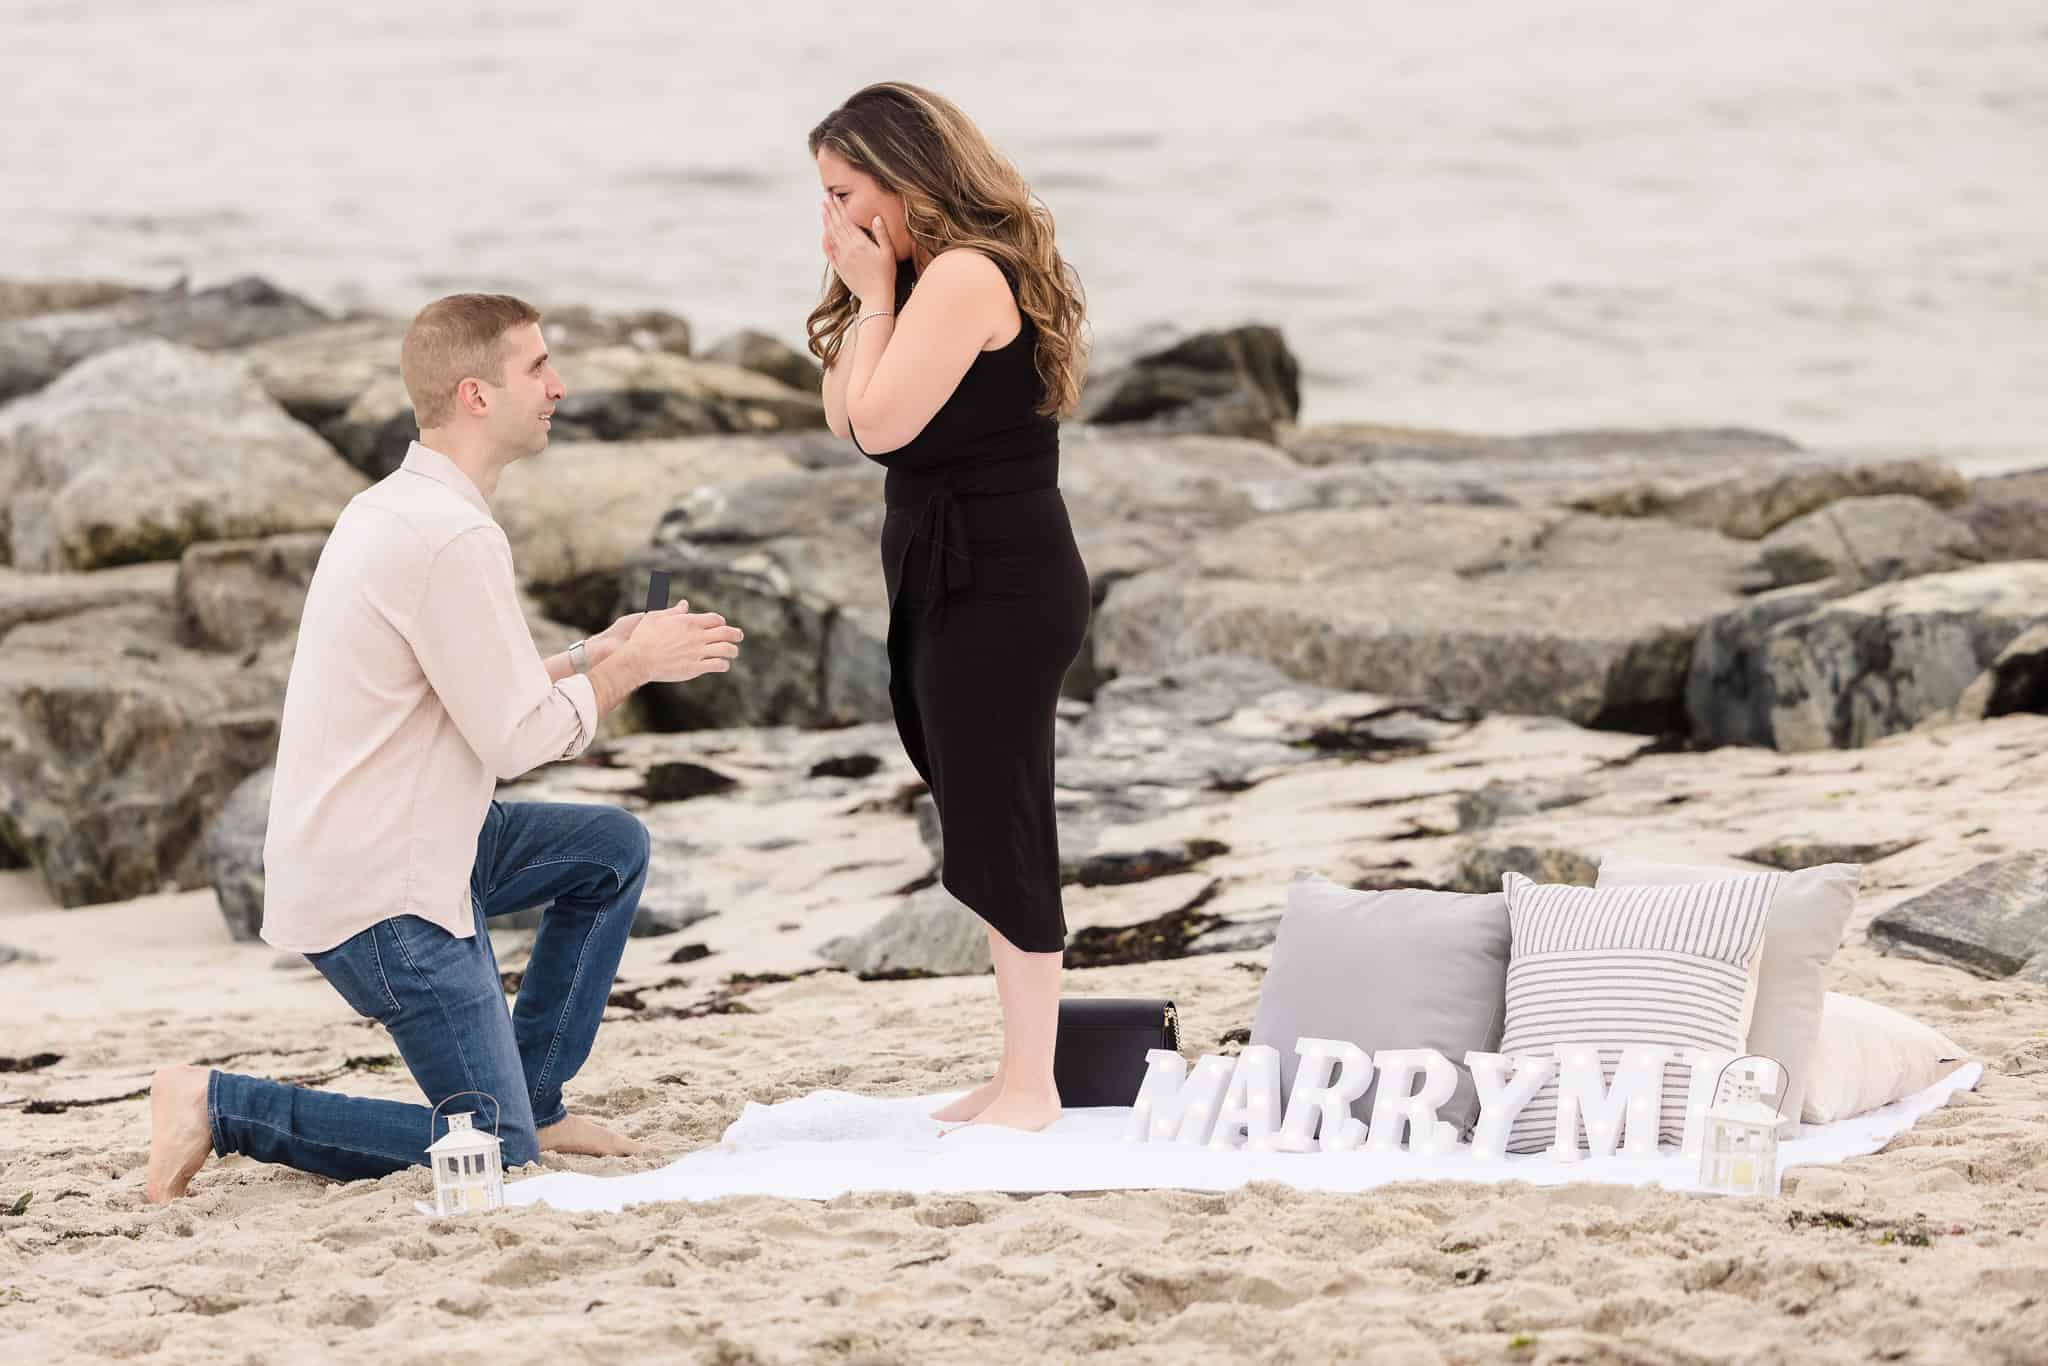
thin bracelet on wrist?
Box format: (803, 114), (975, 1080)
(856, 310), (894, 327)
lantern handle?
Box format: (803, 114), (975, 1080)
(428, 1090), (503, 1147)
(1710, 1054), (1788, 1120)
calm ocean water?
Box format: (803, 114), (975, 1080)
(7, 0), (2044, 458)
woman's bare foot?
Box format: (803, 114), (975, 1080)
(144, 1065), (214, 1204)
(930, 1072), (1004, 1123)
(537, 1113), (646, 1156)
(948, 1087), (1061, 1135)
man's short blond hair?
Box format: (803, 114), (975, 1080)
(400, 293), (542, 427)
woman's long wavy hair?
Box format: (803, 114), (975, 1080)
(806, 82), (1087, 418)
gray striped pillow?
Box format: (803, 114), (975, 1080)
(1500, 870), (1780, 1153)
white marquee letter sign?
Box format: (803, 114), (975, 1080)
(1275, 1038), (1373, 1153)
(1125, 1050), (1238, 1144)
(1128, 1041), (1781, 1166)
(1125, 1049), (1188, 1142)
(1366, 1049), (1459, 1155)
(1209, 1045), (1283, 1151)
(1465, 1052), (1555, 1162)
(1548, 1046), (1671, 1161)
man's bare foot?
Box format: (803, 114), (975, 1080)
(537, 1113), (646, 1157)
(946, 1088), (1061, 1135)
(144, 1065), (213, 1204)
(930, 1073), (1004, 1124)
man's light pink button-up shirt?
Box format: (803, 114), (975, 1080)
(260, 441), (598, 954)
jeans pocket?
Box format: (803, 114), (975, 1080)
(308, 926), (403, 1024)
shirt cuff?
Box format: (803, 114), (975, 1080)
(556, 673), (599, 758)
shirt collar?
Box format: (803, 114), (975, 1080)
(400, 441), (492, 516)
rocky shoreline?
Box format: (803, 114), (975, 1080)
(3, 274), (2045, 986)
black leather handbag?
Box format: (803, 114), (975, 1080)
(1053, 998), (1181, 1108)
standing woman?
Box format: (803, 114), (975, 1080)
(810, 82), (1090, 1132)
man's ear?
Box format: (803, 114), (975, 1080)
(457, 377), (488, 417)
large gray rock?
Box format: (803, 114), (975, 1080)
(495, 436), (805, 632)
(1685, 579), (1853, 748)
(0, 276), (330, 401)
(1093, 505), (1760, 731)
(0, 526), (620, 909)
(1080, 325), (1300, 442)
(325, 348), (827, 480)
(1766, 563), (2048, 750)
(1057, 426), (1324, 522)
(236, 308), (697, 463)
(1739, 838), (1919, 870)
(1276, 426), (1814, 511)
(817, 884), (993, 978)
(1960, 467), (2048, 563)
(1753, 495), (1982, 590)
(176, 533), (327, 653)
(635, 466), (889, 730)
(0, 278), (144, 323)
(551, 348), (827, 443)
(537, 305), (694, 359)
(1447, 843), (1598, 894)
(703, 330), (821, 395)
(631, 432), (1297, 729)
(0, 603), (292, 906)
(1571, 458), (1967, 540)
(1455, 778), (1594, 832)
(1868, 853), (2048, 980)
(1283, 424), (1795, 470)
(0, 341), (368, 570)
(0, 562), (178, 639)
(205, 766), (273, 941)
(236, 318), (406, 439)
(1934, 624), (2048, 727)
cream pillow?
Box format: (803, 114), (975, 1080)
(1597, 855), (1859, 1133)
(1802, 992), (1968, 1124)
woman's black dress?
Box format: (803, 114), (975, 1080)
(852, 272), (1089, 954)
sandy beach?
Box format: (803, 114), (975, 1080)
(5, 707), (2046, 1363)
(5, 2), (2047, 1360)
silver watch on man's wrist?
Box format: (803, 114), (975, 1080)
(568, 639), (591, 675)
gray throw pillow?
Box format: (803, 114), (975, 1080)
(1249, 874), (1511, 1137)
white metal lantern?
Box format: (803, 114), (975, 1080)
(427, 1092), (505, 1216)
(1697, 1056), (1782, 1197)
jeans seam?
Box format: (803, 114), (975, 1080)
(530, 905), (604, 1104)
(477, 801), (503, 903)
(386, 918), (484, 1102)
(506, 854), (632, 897)
(499, 849), (627, 1111)
(230, 1114), (445, 1169)
(206, 1069), (227, 1158)
(366, 925), (402, 1018)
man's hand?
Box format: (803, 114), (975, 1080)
(588, 610), (647, 668)
(624, 607), (745, 684)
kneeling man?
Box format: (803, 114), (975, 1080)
(146, 294), (743, 1201)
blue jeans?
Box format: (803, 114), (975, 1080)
(207, 800), (650, 1181)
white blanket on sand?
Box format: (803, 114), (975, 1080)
(504, 1064), (1981, 1213)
